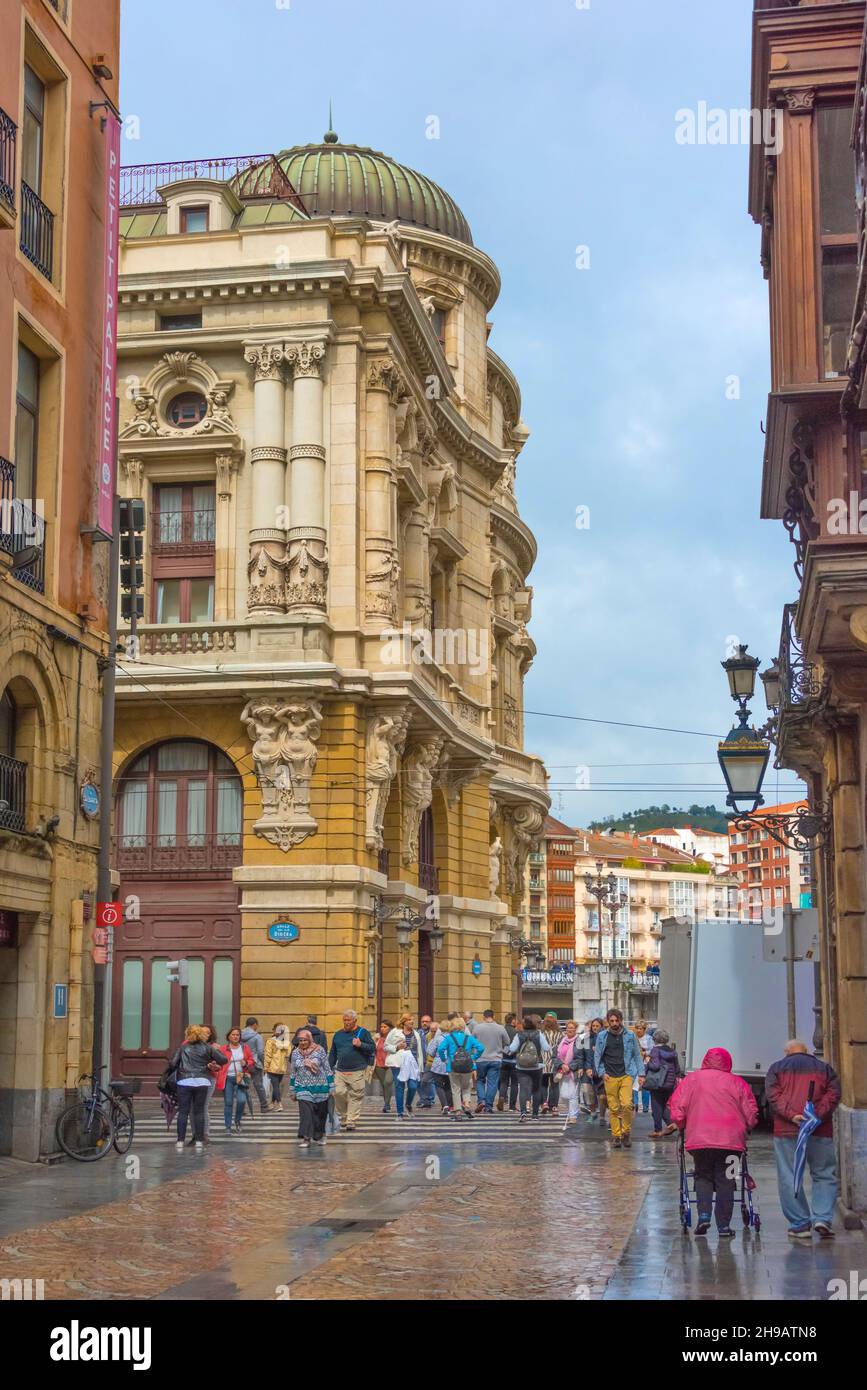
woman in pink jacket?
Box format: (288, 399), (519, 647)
(670, 1047), (759, 1238)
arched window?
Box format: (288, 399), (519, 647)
(116, 740), (242, 872)
(0, 688), (24, 831)
(0, 688), (16, 757)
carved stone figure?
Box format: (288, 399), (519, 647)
(241, 695), (324, 851)
(401, 736), (445, 865)
(129, 393), (157, 435)
(489, 836), (503, 899)
(365, 707), (411, 850)
(503, 803), (545, 895)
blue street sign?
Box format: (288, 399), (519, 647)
(53, 983), (68, 1019)
(268, 922), (300, 944)
(471, 958), (482, 976)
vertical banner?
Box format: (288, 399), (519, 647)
(97, 115), (122, 536)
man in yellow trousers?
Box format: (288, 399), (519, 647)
(593, 1008), (645, 1149)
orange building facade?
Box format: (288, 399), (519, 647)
(0, 0), (120, 1158)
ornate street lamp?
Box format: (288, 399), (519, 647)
(429, 925), (445, 954)
(760, 658), (782, 713)
(371, 896), (427, 948)
(717, 708), (770, 815)
(716, 642), (830, 850)
(584, 861), (627, 960)
(721, 643), (760, 707)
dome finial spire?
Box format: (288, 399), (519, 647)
(324, 99), (338, 144)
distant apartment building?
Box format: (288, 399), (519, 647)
(575, 830), (738, 961)
(542, 815), (578, 964)
(642, 824), (730, 870)
(727, 802), (814, 916)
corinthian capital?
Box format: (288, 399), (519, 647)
(244, 343), (286, 382)
(286, 341), (326, 379)
(367, 356), (406, 402)
(783, 88), (815, 114)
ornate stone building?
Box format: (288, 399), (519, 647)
(748, 0), (867, 1222)
(112, 132), (548, 1084)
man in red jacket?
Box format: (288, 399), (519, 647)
(765, 1040), (841, 1240)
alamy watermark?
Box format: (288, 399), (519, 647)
(675, 103), (781, 155)
(381, 624), (489, 676)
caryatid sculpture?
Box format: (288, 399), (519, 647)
(365, 706), (411, 852)
(241, 695), (323, 851)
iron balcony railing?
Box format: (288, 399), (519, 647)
(0, 108), (16, 214)
(418, 861), (440, 894)
(0, 754), (27, 832)
(113, 833), (242, 876)
(778, 601), (821, 712)
(120, 155), (307, 211)
(20, 181), (54, 279)
(152, 508), (216, 551)
(0, 458), (45, 593)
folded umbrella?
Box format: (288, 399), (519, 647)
(160, 1089), (178, 1131)
(793, 1082), (821, 1198)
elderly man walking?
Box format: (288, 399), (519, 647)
(327, 1010), (376, 1133)
(765, 1039), (841, 1240)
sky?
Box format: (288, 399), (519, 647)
(119, 0), (805, 826)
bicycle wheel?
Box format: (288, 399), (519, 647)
(112, 1096), (135, 1154)
(56, 1100), (114, 1161)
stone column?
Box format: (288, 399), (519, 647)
(285, 341), (329, 614)
(402, 505), (430, 626)
(244, 343), (287, 614)
(215, 452), (239, 620)
(365, 357), (403, 626)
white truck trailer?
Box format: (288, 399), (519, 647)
(657, 915), (816, 1109)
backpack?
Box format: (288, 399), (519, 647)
(516, 1032), (542, 1070)
(158, 1055), (180, 1094)
(451, 1033), (474, 1074)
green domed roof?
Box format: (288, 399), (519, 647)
(269, 138), (473, 246)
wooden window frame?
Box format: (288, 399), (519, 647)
(180, 204), (209, 234)
(117, 742), (241, 850)
(22, 64), (45, 196)
(14, 341), (40, 499)
(813, 102), (858, 381)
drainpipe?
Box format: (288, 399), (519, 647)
(92, 492), (119, 1081)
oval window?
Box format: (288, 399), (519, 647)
(167, 391), (207, 428)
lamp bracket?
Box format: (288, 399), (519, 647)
(729, 801), (831, 852)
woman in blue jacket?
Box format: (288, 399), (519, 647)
(437, 1016), (484, 1118)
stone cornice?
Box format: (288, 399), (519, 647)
(490, 502), (538, 578)
(486, 348), (522, 428)
(433, 399), (513, 487)
(119, 261), (455, 408)
(401, 226), (501, 311)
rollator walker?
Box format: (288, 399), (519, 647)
(678, 1134), (761, 1232)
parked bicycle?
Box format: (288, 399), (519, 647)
(55, 1068), (140, 1161)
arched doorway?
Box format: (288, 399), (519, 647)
(111, 739), (242, 1090)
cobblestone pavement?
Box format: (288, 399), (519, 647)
(0, 1106), (863, 1300)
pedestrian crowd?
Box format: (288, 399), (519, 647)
(163, 1006), (844, 1242)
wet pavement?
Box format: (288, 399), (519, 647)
(0, 1105), (863, 1300)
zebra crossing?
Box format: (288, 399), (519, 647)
(133, 1102), (571, 1146)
